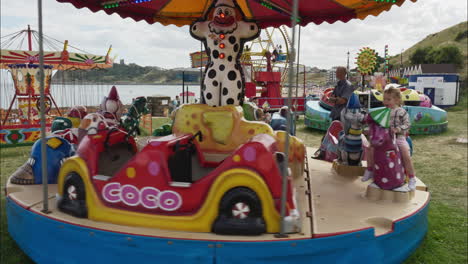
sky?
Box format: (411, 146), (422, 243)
(1, 0), (467, 70)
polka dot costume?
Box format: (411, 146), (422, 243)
(190, 0), (259, 107)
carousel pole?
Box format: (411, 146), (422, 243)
(276, 0), (299, 238)
(27, 25), (33, 51)
(295, 26), (301, 99)
(37, 0), (50, 213)
(200, 41), (203, 101)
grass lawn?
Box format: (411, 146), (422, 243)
(1, 103), (466, 263)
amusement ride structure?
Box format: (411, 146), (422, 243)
(241, 25), (307, 112)
(305, 44), (448, 134)
(0, 26), (113, 147)
(5, 1), (430, 263)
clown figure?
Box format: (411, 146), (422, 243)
(99, 86), (124, 125)
(338, 94), (366, 166)
(190, 0), (259, 106)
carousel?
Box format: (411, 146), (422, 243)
(0, 26), (113, 147)
(305, 47), (448, 134)
(5, 0), (429, 263)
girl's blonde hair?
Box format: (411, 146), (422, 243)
(384, 85), (403, 106)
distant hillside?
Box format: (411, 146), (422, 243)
(389, 21), (467, 81)
(52, 63), (201, 85)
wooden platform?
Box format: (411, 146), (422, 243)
(306, 147), (429, 237)
(5, 147), (430, 240)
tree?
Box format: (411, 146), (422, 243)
(373, 54), (385, 73)
(433, 45), (463, 68)
(425, 48), (440, 64)
(409, 47), (433, 65)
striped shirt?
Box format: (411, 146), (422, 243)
(390, 107), (410, 137)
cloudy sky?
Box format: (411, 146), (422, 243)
(1, 0), (467, 70)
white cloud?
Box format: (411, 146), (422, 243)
(1, 0), (466, 69)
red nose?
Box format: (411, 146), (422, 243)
(220, 13), (225, 18)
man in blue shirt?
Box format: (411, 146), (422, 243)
(329, 67), (354, 121)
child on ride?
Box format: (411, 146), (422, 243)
(362, 86), (416, 190)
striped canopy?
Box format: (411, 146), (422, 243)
(56, 0), (417, 28)
(0, 49), (112, 70)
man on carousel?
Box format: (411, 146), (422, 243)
(329, 66), (355, 121)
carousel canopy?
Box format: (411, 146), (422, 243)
(56, 0), (417, 28)
(0, 27), (113, 70)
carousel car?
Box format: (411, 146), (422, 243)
(56, 127), (300, 235)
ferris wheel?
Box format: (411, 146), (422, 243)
(241, 25), (292, 88)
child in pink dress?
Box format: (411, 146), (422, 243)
(362, 86), (416, 190)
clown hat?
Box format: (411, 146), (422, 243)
(347, 93), (361, 109)
(108, 86), (120, 100)
(369, 107), (391, 128)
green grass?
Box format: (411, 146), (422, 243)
(1, 105), (467, 263)
(151, 117), (171, 131)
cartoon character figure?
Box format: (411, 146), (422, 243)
(190, 0), (260, 106)
(99, 86), (124, 125)
(67, 105), (88, 128)
(370, 72), (387, 91)
(79, 113), (109, 136)
(10, 136), (74, 185)
(121, 96), (149, 137)
(51, 116), (79, 145)
(312, 121), (343, 162)
(367, 114), (406, 190)
(337, 94), (366, 166)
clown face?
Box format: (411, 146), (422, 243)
(209, 5), (238, 34)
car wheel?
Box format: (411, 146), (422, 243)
(212, 187), (266, 235)
(57, 172), (88, 218)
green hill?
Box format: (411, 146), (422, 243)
(52, 63), (201, 85)
(389, 21), (468, 82)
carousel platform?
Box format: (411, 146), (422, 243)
(6, 147), (429, 264)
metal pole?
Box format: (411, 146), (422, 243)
(276, 0), (299, 238)
(295, 26), (301, 99)
(182, 71), (185, 104)
(38, 0), (50, 213)
(346, 51), (350, 80)
(200, 41), (203, 101)
(27, 25), (32, 51)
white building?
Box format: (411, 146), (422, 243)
(406, 64), (460, 107)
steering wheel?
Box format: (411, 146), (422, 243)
(173, 131), (203, 153)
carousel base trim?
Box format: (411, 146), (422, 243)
(6, 196), (428, 264)
(7, 151), (430, 264)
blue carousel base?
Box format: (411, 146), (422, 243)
(7, 196), (428, 264)
(304, 100), (448, 135)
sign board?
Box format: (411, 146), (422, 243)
(417, 76), (443, 86)
(190, 51), (209, 68)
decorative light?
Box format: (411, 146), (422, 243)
(219, 34), (225, 39)
(219, 53), (225, 59)
(356, 47), (377, 75)
(103, 0), (152, 9)
(219, 43), (225, 49)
